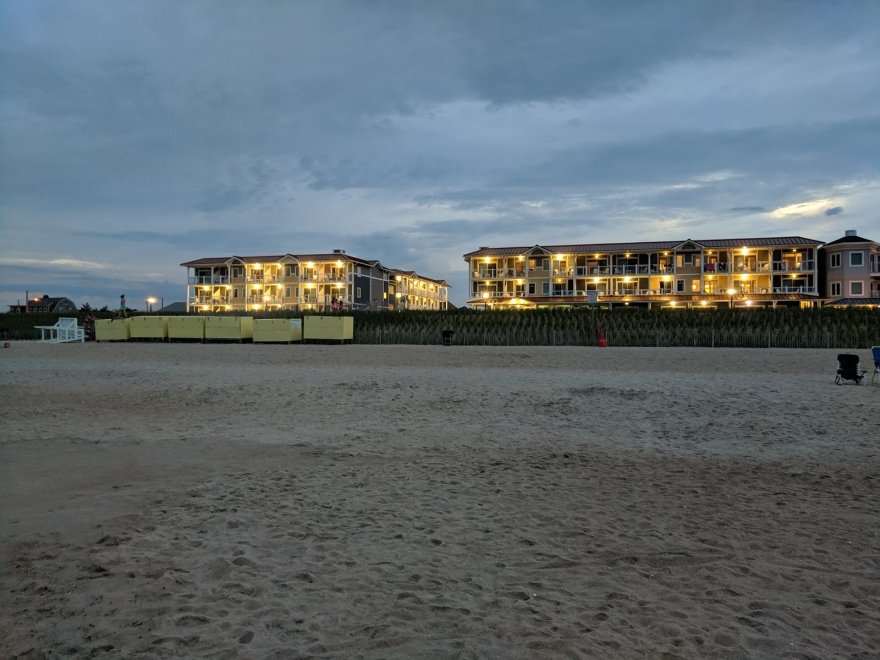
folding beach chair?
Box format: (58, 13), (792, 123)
(835, 353), (867, 385)
(871, 346), (880, 386)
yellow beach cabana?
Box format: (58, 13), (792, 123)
(204, 316), (254, 341)
(94, 318), (131, 341)
(168, 316), (206, 341)
(130, 316), (169, 340)
(303, 315), (353, 343)
(253, 318), (303, 343)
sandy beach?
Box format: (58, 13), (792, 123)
(1, 342), (878, 658)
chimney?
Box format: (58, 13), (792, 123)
(845, 229), (857, 237)
(333, 249), (346, 254)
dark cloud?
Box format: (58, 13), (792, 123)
(1, 1), (879, 307)
(824, 206), (844, 216)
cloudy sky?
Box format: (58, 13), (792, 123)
(2, 1), (879, 309)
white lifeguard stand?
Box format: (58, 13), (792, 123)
(35, 317), (85, 343)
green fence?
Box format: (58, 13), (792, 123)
(3, 307), (878, 348)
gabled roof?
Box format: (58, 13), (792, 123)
(822, 234), (878, 247)
(826, 297), (880, 307)
(698, 236), (822, 248)
(181, 253), (449, 286)
(180, 257), (238, 266)
(181, 253), (382, 268)
(389, 268), (450, 287)
(671, 239), (706, 251)
(463, 236), (822, 258)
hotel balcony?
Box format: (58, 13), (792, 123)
(188, 275), (230, 284)
(247, 295), (283, 305)
(771, 260), (815, 272)
(316, 273), (347, 282)
(473, 268), (526, 279)
(191, 296), (230, 305)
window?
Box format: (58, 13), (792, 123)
(232, 288), (239, 299)
(831, 282), (841, 296)
(850, 281), (863, 296)
(850, 252), (864, 267)
(542, 282), (550, 294)
(528, 283), (536, 294)
(285, 265), (298, 277)
(830, 253), (841, 268)
(232, 266), (244, 278)
(284, 287), (291, 298)
(676, 279), (685, 292)
(357, 266), (362, 276)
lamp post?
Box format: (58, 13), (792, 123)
(727, 288), (736, 309)
(145, 296), (157, 313)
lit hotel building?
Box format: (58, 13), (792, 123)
(182, 250), (449, 313)
(464, 236), (823, 309)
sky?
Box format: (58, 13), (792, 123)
(1, 0), (879, 310)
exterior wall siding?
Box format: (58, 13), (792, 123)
(464, 238), (825, 309)
(182, 253), (448, 313)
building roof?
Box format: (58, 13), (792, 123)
(8, 295), (77, 313)
(389, 268), (450, 287)
(29, 296), (70, 307)
(462, 236), (823, 258)
(822, 234), (877, 247)
(181, 253), (449, 287)
(826, 297), (880, 307)
(180, 253), (381, 267)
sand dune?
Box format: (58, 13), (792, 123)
(1, 342), (878, 657)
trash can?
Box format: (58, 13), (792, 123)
(441, 329), (454, 346)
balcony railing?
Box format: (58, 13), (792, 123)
(474, 268), (526, 279)
(610, 265), (655, 275)
(191, 297), (229, 305)
(246, 296), (283, 304)
(771, 260), (815, 272)
(189, 276), (230, 285)
(732, 261), (771, 273)
(583, 265), (674, 275)
(772, 286), (817, 294)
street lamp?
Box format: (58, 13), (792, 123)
(145, 296), (158, 313)
(726, 288), (736, 309)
